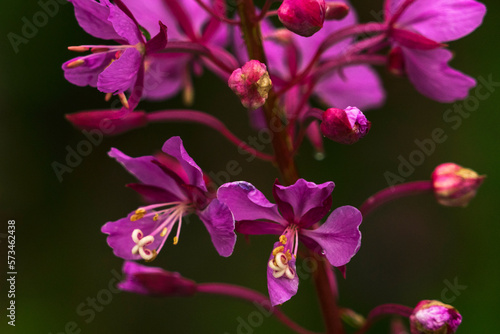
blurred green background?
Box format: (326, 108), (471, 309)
(1, 0), (499, 333)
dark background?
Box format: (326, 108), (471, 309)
(1, 0), (499, 333)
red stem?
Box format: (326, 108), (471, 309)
(146, 110), (274, 161)
(359, 181), (434, 217)
(354, 304), (413, 334)
(198, 283), (321, 334)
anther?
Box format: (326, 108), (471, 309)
(279, 235), (287, 245)
(173, 236), (179, 245)
(66, 59), (85, 69)
(68, 46), (89, 52)
(272, 246), (284, 256)
(118, 93), (129, 109)
(160, 227), (168, 237)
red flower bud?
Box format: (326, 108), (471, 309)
(432, 163), (485, 207)
(325, 1), (349, 21)
(320, 107), (371, 144)
(388, 47), (406, 76)
(278, 0), (326, 37)
(66, 110), (147, 135)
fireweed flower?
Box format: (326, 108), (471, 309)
(62, 0), (168, 106)
(218, 179), (362, 305)
(409, 300), (462, 334)
(120, 0), (230, 102)
(101, 136), (236, 261)
(385, 0), (486, 102)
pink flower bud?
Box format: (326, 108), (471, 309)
(228, 60), (272, 109)
(325, 1), (349, 21)
(320, 106), (371, 144)
(278, 0), (326, 37)
(66, 110), (147, 135)
(432, 163), (485, 207)
(410, 300), (462, 334)
(118, 261), (197, 297)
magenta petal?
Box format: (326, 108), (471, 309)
(101, 212), (163, 260)
(119, 261), (197, 296)
(97, 47), (142, 94)
(267, 242), (299, 306)
(217, 182), (285, 223)
(198, 198), (236, 257)
(273, 179), (335, 228)
(396, 0), (486, 42)
(236, 221), (285, 235)
(301, 206), (362, 267)
(315, 65), (386, 110)
(126, 183), (180, 203)
(161, 137), (207, 192)
(146, 22), (168, 54)
(70, 0), (120, 40)
(141, 54), (186, 100)
(63, 52), (115, 87)
(402, 47), (477, 102)
(108, 148), (185, 198)
(107, 2), (143, 44)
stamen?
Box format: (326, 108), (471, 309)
(66, 59), (85, 69)
(173, 236), (179, 245)
(272, 246), (284, 256)
(68, 46), (89, 52)
(130, 208), (146, 221)
(104, 92), (112, 102)
(118, 93), (129, 109)
(279, 235), (287, 245)
(160, 227), (168, 237)
(153, 214), (160, 221)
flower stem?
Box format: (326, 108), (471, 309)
(354, 304), (413, 334)
(359, 181), (433, 217)
(146, 110), (274, 161)
(237, 1), (341, 333)
(198, 283), (321, 334)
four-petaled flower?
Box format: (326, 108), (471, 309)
(101, 136), (236, 261)
(218, 178), (362, 305)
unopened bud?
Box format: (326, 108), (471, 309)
(409, 300), (461, 334)
(432, 163), (485, 207)
(388, 47), (405, 77)
(325, 1), (349, 20)
(65, 110), (147, 135)
(118, 261), (197, 296)
(320, 106), (370, 144)
(228, 60), (272, 109)
(278, 0), (326, 37)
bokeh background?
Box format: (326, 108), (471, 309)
(1, 0), (499, 333)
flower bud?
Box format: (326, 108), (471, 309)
(118, 261), (197, 296)
(325, 1), (349, 21)
(228, 60), (272, 109)
(65, 110), (147, 135)
(320, 106), (370, 144)
(409, 300), (462, 334)
(278, 0), (326, 37)
(432, 163), (485, 207)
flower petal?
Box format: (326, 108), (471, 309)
(315, 65), (386, 110)
(107, 1), (143, 44)
(119, 261), (198, 296)
(267, 242), (299, 306)
(108, 148), (185, 198)
(273, 179), (335, 228)
(301, 205), (362, 267)
(101, 212), (164, 260)
(146, 21), (168, 54)
(126, 183), (180, 203)
(69, 0), (120, 40)
(395, 0), (486, 42)
(402, 47), (476, 103)
(62, 52), (115, 88)
(161, 136), (207, 192)
(97, 47), (142, 94)
(198, 198), (236, 257)
(236, 221), (285, 235)
(217, 182), (285, 223)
